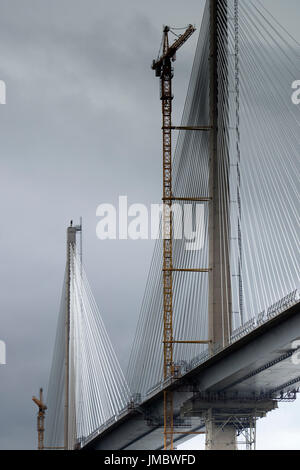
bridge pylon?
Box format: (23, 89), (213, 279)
(207, 0), (241, 449)
(64, 220), (82, 450)
(208, 0), (232, 352)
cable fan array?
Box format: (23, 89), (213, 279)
(127, 2), (211, 397)
(127, 0), (300, 396)
(45, 247), (130, 449)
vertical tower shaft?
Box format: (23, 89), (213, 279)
(206, 0), (235, 451)
(208, 0), (232, 348)
(64, 223), (80, 450)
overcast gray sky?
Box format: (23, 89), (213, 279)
(0, 0), (299, 450)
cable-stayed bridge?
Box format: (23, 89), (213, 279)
(44, 0), (299, 450)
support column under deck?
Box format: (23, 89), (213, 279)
(180, 394), (277, 451)
(206, 414), (236, 450)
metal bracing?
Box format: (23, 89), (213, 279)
(235, 416), (256, 450)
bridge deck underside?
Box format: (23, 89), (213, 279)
(83, 303), (300, 450)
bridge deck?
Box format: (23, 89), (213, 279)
(82, 300), (300, 449)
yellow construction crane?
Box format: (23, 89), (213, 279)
(32, 388), (47, 450)
(152, 24), (196, 450)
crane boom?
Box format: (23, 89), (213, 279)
(152, 24), (195, 451)
(152, 24), (195, 73)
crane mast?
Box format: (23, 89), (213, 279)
(152, 24), (195, 451)
(32, 388), (47, 450)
